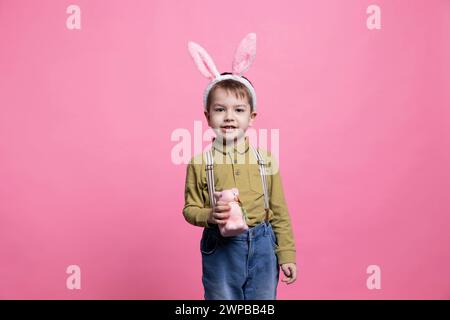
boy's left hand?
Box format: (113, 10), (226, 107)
(280, 263), (297, 284)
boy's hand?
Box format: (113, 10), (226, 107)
(280, 263), (297, 285)
(207, 201), (231, 225)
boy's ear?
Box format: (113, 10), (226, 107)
(204, 110), (210, 123)
(248, 112), (257, 127)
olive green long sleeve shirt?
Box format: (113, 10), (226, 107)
(182, 137), (296, 265)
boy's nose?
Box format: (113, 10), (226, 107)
(225, 111), (235, 120)
(224, 118), (236, 125)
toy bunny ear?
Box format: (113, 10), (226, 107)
(188, 41), (220, 80)
(232, 33), (256, 76)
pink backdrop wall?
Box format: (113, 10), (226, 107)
(1, 0), (449, 299)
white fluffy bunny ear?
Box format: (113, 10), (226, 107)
(232, 33), (256, 76)
(188, 41), (220, 80)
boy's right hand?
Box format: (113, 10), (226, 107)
(208, 201), (231, 225)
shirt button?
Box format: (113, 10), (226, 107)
(234, 160), (237, 164)
(235, 169), (240, 176)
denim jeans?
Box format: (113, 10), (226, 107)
(200, 221), (279, 300)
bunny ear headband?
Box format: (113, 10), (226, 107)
(188, 33), (257, 112)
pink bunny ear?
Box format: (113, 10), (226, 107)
(188, 41), (220, 80)
(232, 33), (256, 76)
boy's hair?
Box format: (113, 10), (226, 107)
(206, 72), (255, 112)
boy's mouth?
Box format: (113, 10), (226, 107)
(221, 125), (238, 133)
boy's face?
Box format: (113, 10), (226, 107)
(204, 87), (257, 144)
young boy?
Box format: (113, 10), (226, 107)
(183, 34), (297, 300)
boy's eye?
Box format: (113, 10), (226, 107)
(213, 107), (245, 112)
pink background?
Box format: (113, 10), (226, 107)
(1, 0), (449, 299)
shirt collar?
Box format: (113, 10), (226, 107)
(212, 136), (250, 155)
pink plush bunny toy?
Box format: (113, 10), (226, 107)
(214, 188), (248, 237)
